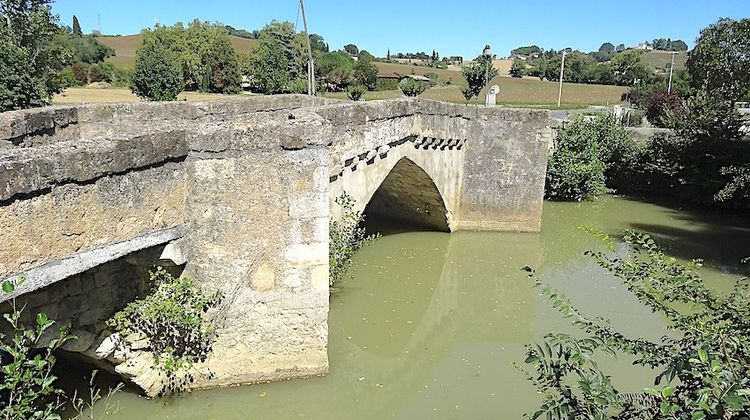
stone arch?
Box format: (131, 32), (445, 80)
(363, 157), (450, 232)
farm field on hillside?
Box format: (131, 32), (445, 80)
(99, 34), (258, 69)
(642, 50), (687, 72)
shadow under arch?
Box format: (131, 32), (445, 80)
(363, 157), (450, 234)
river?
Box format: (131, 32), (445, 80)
(88, 196), (749, 419)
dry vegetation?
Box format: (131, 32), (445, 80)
(52, 87), (240, 104)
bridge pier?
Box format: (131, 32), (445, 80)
(0, 96), (551, 393)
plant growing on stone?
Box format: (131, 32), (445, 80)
(107, 268), (222, 395)
(520, 231), (750, 419)
(0, 277), (75, 420)
(329, 193), (379, 288)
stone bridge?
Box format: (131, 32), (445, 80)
(0, 95), (550, 392)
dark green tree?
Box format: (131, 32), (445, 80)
(352, 54), (377, 89)
(509, 58), (526, 78)
(598, 42), (615, 53)
(72, 14), (82, 36)
(204, 32), (241, 94)
(131, 32), (184, 101)
(343, 43), (359, 56)
(249, 21), (298, 94)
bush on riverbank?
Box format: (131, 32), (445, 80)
(521, 231), (750, 419)
(545, 114), (635, 201)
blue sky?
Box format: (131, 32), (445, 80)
(52, 0), (749, 58)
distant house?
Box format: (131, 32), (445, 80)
(633, 42), (654, 51)
(376, 71), (400, 81)
(449, 56), (463, 65)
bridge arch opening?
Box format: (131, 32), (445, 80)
(363, 157), (450, 234)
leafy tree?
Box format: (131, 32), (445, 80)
(131, 32), (184, 100)
(72, 14), (82, 36)
(316, 51), (354, 91)
(358, 50), (375, 62)
(0, 40), (49, 111)
(530, 56), (549, 81)
(522, 230), (750, 419)
(204, 32), (241, 93)
(343, 43), (359, 56)
(352, 56), (377, 89)
(598, 42), (615, 54)
(460, 56), (497, 104)
(610, 50), (653, 86)
(671, 40), (688, 52)
(0, 0), (73, 111)
(347, 84), (366, 101)
(69, 34), (114, 63)
(511, 45), (541, 56)
(509, 58), (526, 78)
(249, 21), (298, 94)
(637, 90), (749, 206)
(400, 79), (427, 97)
(687, 18), (750, 101)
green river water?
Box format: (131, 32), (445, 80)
(87, 196), (749, 420)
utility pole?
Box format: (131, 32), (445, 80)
(299, 0), (316, 96)
(667, 51), (676, 94)
(557, 51), (566, 108)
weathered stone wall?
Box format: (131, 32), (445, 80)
(0, 95), (550, 392)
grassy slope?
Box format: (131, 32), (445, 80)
(642, 50), (687, 72)
(99, 34), (258, 69)
(373, 62), (628, 106)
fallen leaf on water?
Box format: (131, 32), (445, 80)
(259, 391), (267, 398)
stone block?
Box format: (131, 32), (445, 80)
(250, 263), (276, 291)
(284, 243), (327, 266)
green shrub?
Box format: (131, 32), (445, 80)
(329, 194), (378, 288)
(59, 66), (77, 89)
(375, 78), (398, 91)
(399, 79), (427, 97)
(546, 114), (637, 201)
(288, 78), (308, 94)
(522, 230), (750, 419)
(130, 35), (184, 101)
(347, 84), (366, 101)
(0, 278), (75, 419)
(108, 267), (222, 395)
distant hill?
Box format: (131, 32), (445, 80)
(98, 34), (259, 69)
(642, 50), (687, 73)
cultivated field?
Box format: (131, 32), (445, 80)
(52, 87), (240, 104)
(98, 34), (258, 69)
(371, 62), (628, 107)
